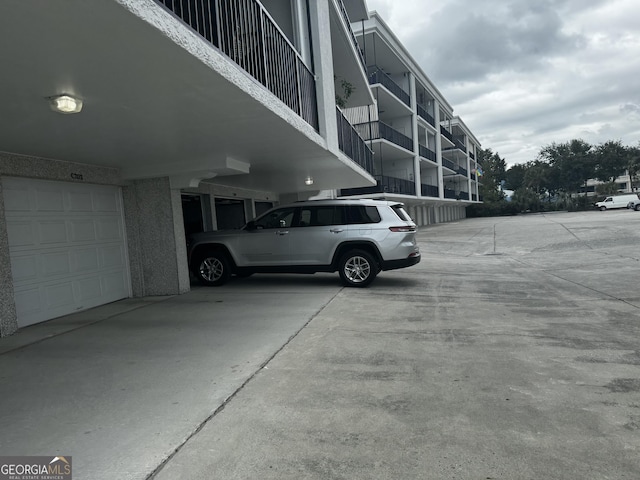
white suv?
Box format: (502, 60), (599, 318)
(188, 199), (421, 287)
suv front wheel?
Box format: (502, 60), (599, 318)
(339, 249), (378, 287)
(194, 250), (231, 286)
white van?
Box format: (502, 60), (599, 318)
(595, 193), (640, 211)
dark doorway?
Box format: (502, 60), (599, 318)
(182, 194), (206, 237)
(215, 198), (246, 230)
(255, 201), (274, 217)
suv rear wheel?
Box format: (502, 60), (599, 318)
(194, 250), (231, 286)
(339, 249), (378, 287)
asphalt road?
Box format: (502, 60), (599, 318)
(2, 209), (639, 479)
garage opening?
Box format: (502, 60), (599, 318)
(215, 198), (245, 230)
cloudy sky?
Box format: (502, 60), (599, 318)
(365, 0), (640, 166)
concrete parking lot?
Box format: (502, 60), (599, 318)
(2, 210), (640, 479)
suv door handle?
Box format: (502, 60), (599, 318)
(330, 228), (344, 233)
(276, 230), (289, 236)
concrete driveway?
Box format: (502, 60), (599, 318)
(2, 210), (640, 479)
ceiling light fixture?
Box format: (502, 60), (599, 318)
(48, 94), (83, 114)
(305, 176), (314, 186)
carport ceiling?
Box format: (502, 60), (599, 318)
(0, 0), (373, 193)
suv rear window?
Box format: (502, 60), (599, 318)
(346, 205), (381, 224)
(390, 204), (412, 222)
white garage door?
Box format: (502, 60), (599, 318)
(3, 177), (131, 327)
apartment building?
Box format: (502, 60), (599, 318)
(339, 12), (482, 225)
(0, 0), (377, 335)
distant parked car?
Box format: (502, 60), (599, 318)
(595, 193), (640, 211)
(187, 199), (421, 287)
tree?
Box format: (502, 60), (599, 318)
(593, 140), (629, 183)
(477, 148), (507, 203)
(505, 163), (526, 191)
(627, 144), (640, 191)
(539, 139), (595, 206)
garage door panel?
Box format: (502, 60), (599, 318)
(36, 188), (65, 211)
(5, 221), (34, 246)
(3, 177), (131, 327)
(77, 276), (103, 302)
(94, 191), (120, 212)
(42, 251), (72, 277)
(74, 248), (100, 271)
(96, 218), (122, 241)
(39, 221), (69, 244)
(14, 288), (42, 317)
(70, 219), (97, 242)
(9, 254), (37, 282)
(68, 191), (93, 211)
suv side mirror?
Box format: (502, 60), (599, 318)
(244, 220), (263, 231)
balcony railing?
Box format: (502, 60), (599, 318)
(340, 175), (416, 196)
(472, 193), (478, 201)
(470, 151), (475, 160)
(336, 108), (374, 174)
(444, 188), (457, 199)
(417, 104), (435, 127)
(367, 66), (411, 107)
(453, 136), (467, 153)
(353, 121), (413, 152)
(442, 158), (456, 171)
(155, 0), (318, 130)
(459, 191), (469, 200)
(336, 0), (366, 70)
(419, 144), (436, 162)
(421, 183), (439, 198)
(456, 166), (468, 176)
(440, 125), (454, 143)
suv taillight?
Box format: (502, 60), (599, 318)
(389, 226), (416, 232)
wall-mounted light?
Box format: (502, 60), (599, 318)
(48, 94), (83, 114)
(305, 176), (314, 186)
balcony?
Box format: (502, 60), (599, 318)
(336, 0), (366, 70)
(459, 191), (469, 200)
(442, 158), (456, 171)
(341, 175), (416, 196)
(456, 165), (468, 176)
(419, 144), (437, 162)
(353, 121), (413, 152)
(444, 188), (457, 199)
(155, 0), (318, 130)
(417, 104), (435, 127)
(336, 108), (374, 174)
(421, 183), (439, 198)
(440, 125), (454, 143)
(453, 136), (467, 153)
(367, 66), (411, 107)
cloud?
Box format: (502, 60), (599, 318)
(365, 0), (640, 164)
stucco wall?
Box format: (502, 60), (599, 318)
(123, 177), (190, 296)
(0, 180), (17, 336)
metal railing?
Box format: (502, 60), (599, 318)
(470, 152), (475, 160)
(336, 0), (366, 70)
(353, 121), (413, 152)
(340, 175), (416, 196)
(456, 165), (468, 176)
(444, 188), (457, 199)
(442, 158), (456, 171)
(472, 193), (478, 201)
(336, 108), (374, 174)
(155, 0), (318, 130)
(440, 125), (454, 143)
(453, 136), (467, 153)
(459, 191), (469, 200)
(367, 66), (411, 107)
(417, 104), (435, 127)
(419, 144), (436, 162)
(421, 183), (439, 198)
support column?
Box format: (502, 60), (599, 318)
(123, 177), (190, 297)
(0, 180), (18, 337)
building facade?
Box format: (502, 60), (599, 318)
(338, 13), (482, 225)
